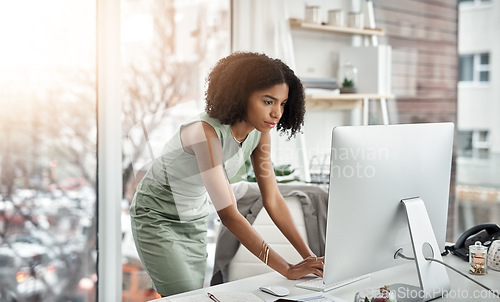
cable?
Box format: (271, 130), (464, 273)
(395, 250), (500, 298)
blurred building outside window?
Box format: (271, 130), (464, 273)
(456, 1), (500, 235)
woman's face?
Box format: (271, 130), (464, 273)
(246, 83), (289, 133)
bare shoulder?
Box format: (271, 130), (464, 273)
(180, 121), (219, 152)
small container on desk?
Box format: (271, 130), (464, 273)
(487, 239), (500, 271)
(469, 241), (488, 275)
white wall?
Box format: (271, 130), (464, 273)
(232, 0), (372, 177)
(458, 87), (492, 129)
(458, 2), (500, 153)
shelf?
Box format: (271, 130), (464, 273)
(308, 93), (394, 100)
(289, 18), (385, 36)
(305, 93), (394, 110)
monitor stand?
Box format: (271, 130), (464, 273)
(390, 197), (451, 302)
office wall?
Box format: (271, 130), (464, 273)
(232, 0), (459, 125)
(232, 0), (459, 238)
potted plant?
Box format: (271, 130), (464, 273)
(245, 161), (298, 183)
(340, 78), (357, 93)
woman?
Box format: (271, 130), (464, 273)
(130, 52), (323, 296)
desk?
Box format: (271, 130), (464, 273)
(153, 254), (500, 301)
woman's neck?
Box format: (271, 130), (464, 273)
(230, 122), (253, 143)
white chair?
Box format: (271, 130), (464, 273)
(226, 196), (308, 281)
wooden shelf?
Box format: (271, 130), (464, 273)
(306, 93), (394, 110)
(308, 93), (394, 100)
(290, 18), (385, 36)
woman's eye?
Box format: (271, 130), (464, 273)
(264, 100), (273, 105)
(281, 102), (287, 107)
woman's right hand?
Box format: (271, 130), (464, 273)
(284, 256), (324, 280)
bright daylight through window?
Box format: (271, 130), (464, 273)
(0, 0), (230, 301)
(121, 0), (230, 300)
(0, 1), (97, 301)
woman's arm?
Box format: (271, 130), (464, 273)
(217, 202), (323, 280)
(181, 122), (322, 279)
(251, 132), (316, 259)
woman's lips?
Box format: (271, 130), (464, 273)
(265, 122), (276, 128)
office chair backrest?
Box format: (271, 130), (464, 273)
(226, 195), (308, 281)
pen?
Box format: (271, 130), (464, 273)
(207, 292), (221, 302)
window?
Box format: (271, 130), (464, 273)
(459, 0), (492, 7)
(457, 130), (490, 158)
(0, 1), (97, 301)
(459, 53), (490, 83)
(478, 53), (490, 81)
(121, 0), (231, 298)
(456, 3), (499, 238)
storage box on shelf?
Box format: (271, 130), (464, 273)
(290, 18), (392, 124)
(289, 18), (384, 36)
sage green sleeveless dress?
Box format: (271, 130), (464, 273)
(130, 112), (261, 296)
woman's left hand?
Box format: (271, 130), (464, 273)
(284, 256), (324, 280)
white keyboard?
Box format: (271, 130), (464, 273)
(295, 274), (370, 292)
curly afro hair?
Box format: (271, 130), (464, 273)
(205, 52), (305, 139)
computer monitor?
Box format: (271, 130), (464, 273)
(323, 122), (454, 301)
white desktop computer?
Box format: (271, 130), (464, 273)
(297, 122), (454, 302)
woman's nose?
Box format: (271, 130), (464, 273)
(271, 104), (282, 120)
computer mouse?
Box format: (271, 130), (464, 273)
(259, 285), (290, 297)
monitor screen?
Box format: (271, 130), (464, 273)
(323, 122), (454, 288)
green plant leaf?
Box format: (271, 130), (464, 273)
(342, 78), (354, 87)
(274, 164), (295, 176)
(244, 161), (297, 182)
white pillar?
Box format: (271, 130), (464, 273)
(97, 0), (122, 301)
(490, 1), (500, 153)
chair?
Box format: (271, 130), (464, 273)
(226, 195), (308, 281)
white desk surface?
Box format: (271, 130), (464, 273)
(153, 254), (500, 302)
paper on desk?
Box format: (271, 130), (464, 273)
(264, 292), (346, 302)
(167, 291), (264, 302)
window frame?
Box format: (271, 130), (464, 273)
(459, 52), (490, 87)
(459, 0), (492, 9)
(97, 0), (122, 301)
